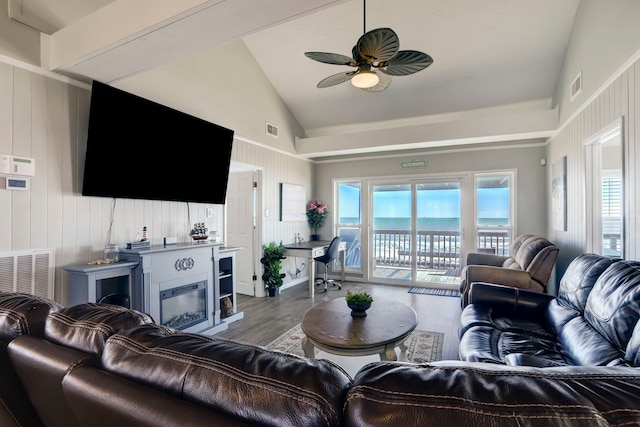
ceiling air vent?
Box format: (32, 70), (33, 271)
(570, 71), (582, 102)
(265, 122), (279, 138)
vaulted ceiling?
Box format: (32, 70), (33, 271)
(12, 0), (581, 158)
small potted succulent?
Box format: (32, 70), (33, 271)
(345, 291), (374, 317)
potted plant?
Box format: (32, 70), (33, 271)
(306, 200), (328, 241)
(345, 291), (374, 317)
(261, 241), (286, 297)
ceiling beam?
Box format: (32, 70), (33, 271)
(41, 0), (348, 83)
(295, 108), (558, 158)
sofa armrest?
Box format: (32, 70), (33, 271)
(466, 252), (508, 266)
(465, 264), (532, 289)
(468, 282), (554, 315)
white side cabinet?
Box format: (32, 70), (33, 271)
(219, 247), (244, 325)
(64, 261), (139, 308)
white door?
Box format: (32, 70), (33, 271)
(226, 171), (256, 296)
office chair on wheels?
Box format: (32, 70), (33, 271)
(314, 236), (342, 292)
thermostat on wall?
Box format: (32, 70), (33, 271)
(0, 154), (35, 176)
(0, 177), (29, 191)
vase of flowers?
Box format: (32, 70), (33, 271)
(306, 200), (328, 240)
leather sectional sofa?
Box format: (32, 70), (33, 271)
(3, 252), (640, 427)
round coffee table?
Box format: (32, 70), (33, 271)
(301, 298), (417, 361)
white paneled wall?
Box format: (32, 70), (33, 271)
(0, 63), (311, 304)
(231, 138), (313, 246)
(547, 60), (639, 285)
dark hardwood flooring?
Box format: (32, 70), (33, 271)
(215, 280), (462, 361)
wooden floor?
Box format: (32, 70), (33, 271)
(215, 280), (462, 361)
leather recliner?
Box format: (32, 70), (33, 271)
(459, 234), (559, 307)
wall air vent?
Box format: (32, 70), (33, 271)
(570, 71), (582, 102)
(265, 122), (279, 138)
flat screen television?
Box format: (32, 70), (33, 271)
(82, 80), (234, 204)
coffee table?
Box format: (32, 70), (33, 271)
(301, 298), (418, 361)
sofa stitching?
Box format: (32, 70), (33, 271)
(365, 362), (640, 380)
(348, 385), (630, 412)
(66, 354), (97, 374)
(107, 335), (339, 426)
(0, 395), (22, 426)
(49, 313), (114, 336)
(345, 394), (618, 423)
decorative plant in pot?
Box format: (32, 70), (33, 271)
(345, 291), (374, 317)
(261, 241), (286, 297)
(306, 200), (328, 241)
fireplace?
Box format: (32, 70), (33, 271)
(160, 280), (208, 331)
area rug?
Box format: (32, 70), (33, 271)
(408, 286), (460, 297)
(266, 324), (443, 364)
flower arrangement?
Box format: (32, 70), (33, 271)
(306, 200), (328, 232)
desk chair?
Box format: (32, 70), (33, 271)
(314, 236), (342, 292)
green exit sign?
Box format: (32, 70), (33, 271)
(400, 159), (427, 169)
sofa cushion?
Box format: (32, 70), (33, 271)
(583, 261), (640, 352)
(556, 253), (619, 313)
(0, 292), (60, 427)
(460, 304), (556, 341)
(0, 292), (61, 342)
(459, 325), (569, 365)
(102, 324), (351, 427)
(8, 303), (154, 427)
(45, 302), (154, 355)
(556, 317), (624, 365)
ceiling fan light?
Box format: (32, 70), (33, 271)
(351, 71), (379, 88)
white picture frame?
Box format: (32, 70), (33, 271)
(280, 183), (306, 221)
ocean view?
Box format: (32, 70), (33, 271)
(340, 217), (509, 231)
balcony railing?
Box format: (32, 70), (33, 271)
(372, 229), (512, 273)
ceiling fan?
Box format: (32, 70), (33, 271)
(304, 0), (433, 92)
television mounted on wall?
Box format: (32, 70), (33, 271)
(82, 80), (234, 205)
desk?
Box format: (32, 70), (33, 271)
(284, 240), (346, 298)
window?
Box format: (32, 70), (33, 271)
(336, 181), (362, 270)
(585, 118), (623, 257)
(475, 173), (513, 256)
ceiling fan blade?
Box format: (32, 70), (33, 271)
(355, 28), (399, 63)
(305, 52), (357, 67)
(317, 71), (356, 88)
(360, 72), (392, 92)
(381, 50), (434, 76)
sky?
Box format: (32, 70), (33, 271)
(338, 184), (509, 219)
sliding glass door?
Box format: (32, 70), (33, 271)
(415, 181), (461, 284)
(371, 183), (413, 282)
(370, 179), (461, 285)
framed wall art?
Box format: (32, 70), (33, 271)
(552, 156), (567, 231)
(280, 183), (306, 221)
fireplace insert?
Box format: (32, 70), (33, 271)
(160, 280), (208, 330)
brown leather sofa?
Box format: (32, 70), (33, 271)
(3, 289), (640, 426)
(459, 233), (559, 307)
